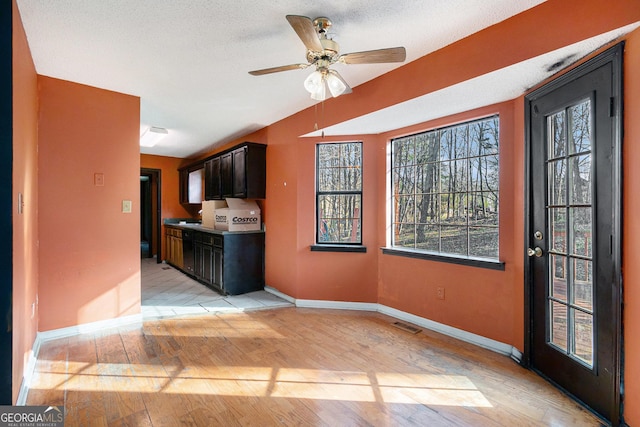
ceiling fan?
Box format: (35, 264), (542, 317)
(248, 15), (406, 101)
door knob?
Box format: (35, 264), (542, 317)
(527, 247), (543, 257)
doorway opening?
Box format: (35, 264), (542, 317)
(140, 168), (162, 263)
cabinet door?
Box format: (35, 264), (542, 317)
(194, 243), (203, 278)
(205, 157), (222, 200)
(232, 146), (247, 198)
(212, 247), (223, 289)
(165, 233), (172, 263)
(179, 169), (189, 204)
(202, 245), (213, 284)
(220, 152), (233, 198)
(243, 143), (266, 199)
(176, 237), (184, 269)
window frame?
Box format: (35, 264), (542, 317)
(387, 115), (504, 269)
(312, 141), (365, 252)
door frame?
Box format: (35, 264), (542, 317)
(1, 0), (13, 405)
(523, 43), (623, 424)
(141, 168), (162, 263)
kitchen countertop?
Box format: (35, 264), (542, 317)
(164, 222), (264, 235)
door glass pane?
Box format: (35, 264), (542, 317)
(573, 259), (593, 311)
(570, 154), (591, 204)
(569, 100), (592, 154)
(545, 101), (594, 368)
(571, 207), (592, 258)
(549, 111), (566, 158)
(549, 159), (567, 205)
(550, 301), (568, 351)
(572, 309), (594, 365)
(550, 208), (566, 253)
(550, 254), (568, 301)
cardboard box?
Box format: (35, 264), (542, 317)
(215, 198), (261, 231)
(201, 200), (227, 229)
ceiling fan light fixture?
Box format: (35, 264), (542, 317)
(326, 70), (347, 97)
(303, 70), (324, 94)
(310, 81), (327, 101)
(304, 68), (349, 101)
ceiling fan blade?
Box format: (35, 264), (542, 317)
(248, 63), (308, 76)
(286, 15), (323, 52)
(339, 47), (406, 64)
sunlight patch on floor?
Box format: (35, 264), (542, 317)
(32, 364), (493, 407)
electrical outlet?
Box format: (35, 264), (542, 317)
(436, 286), (445, 300)
(122, 200), (132, 213)
(94, 173), (104, 186)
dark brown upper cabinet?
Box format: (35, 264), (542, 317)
(205, 142), (266, 200)
(220, 151), (234, 198)
(204, 156), (221, 200)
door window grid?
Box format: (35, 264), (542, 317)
(546, 99), (594, 367)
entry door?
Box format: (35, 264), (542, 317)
(526, 45), (622, 423)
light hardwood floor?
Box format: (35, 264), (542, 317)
(26, 307), (603, 426)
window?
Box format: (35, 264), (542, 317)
(391, 116), (499, 260)
(316, 142), (362, 246)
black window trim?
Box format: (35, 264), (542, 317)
(389, 114), (501, 263)
(381, 247), (505, 270)
(311, 244), (367, 253)
(314, 141), (364, 248)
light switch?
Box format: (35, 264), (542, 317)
(94, 173), (104, 186)
(122, 200), (132, 213)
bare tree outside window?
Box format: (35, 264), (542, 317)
(317, 142), (362, 244)
(391, 116), (499, 259)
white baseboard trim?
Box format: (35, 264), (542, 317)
(264, 286), (295, 304)
(296, 299), (379, 312)
(17, 314), (143, 405)
(265, 287), (522, 360)
(15, 334), (41, 406)
(377, 304), (515, 357)
(510, 346), (523, 363)
(36, 314), (143, 343)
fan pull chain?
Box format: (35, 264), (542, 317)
(313, 101), (326, 137)
(321, 100), (325, 138)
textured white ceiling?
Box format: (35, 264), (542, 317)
(17, 0), (553, 158)
(303, 23), (640, 138)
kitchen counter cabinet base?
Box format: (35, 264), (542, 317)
(166, 224), (264, 296)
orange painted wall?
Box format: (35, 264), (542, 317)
(11, 0), (39, 403)
(295, 134), (378, 302)
(375, 102), (520, 345)
(622, 28), (640, 426)
(37, 77), (141, 331)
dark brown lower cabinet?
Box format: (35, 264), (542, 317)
(187, 228), (264, 295)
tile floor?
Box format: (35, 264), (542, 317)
(141, 257), (292, 318)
